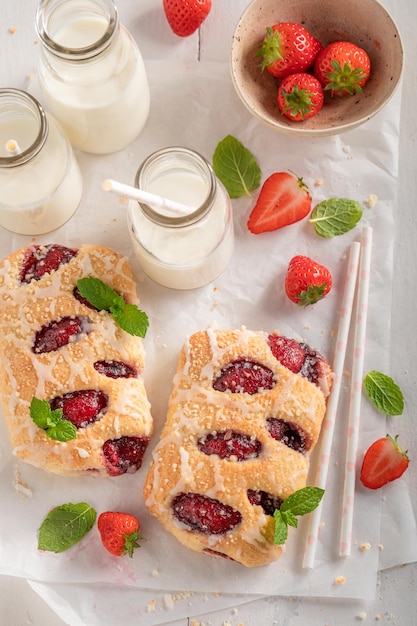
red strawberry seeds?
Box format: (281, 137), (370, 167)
(98, 511), (142, 557)
(163, 0), (211, 37)
(285, 255), (332, 306)
(257, 22), (323, 79)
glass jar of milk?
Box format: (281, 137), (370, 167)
(0, 88), (83, 235)
(127, 147), (234, 290)
(35, 0), (150, 154)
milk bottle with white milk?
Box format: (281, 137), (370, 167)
(127, 147), (234, 290)
(0, 89), (82, 235)
(35, 0), (150, 154)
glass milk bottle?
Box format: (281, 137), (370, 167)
(35, 0), (150, 154)
(127, 147), (234, 290)
(0, 88), (83, 235)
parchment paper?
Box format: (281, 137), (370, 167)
(0, 62), (416, 624)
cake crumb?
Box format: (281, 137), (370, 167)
(356, 612), (367, 620)
(315, 178), (324, 186)
(8, 26), (17, 34)
(360, 542), (371, 551)
(13, 467), (33, 499)
(378, 544), (384, 551)
(334, 576), (346, 585)
(151, 568), (159, 576)
(146, 599), (156, 612)
(364, 194), (378, 208)
(375, 615), (382, 621)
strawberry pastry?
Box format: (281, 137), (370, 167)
(0, 244), (153, 476)
(144, 328), (331, 567)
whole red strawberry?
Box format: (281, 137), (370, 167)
(285, 255), (332, 306)
(163, 0), (212, 37)
(247, 172), (311, 234)
(257, 23), (322, 79)
(97, 511), (142, 557)
(360, 434), (409, 490)
(277, 73), (324, 122)
(314, 41), (371, 96)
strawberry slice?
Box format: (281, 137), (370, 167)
(102, 436), (150, 475)
(360, 434), (409, 489)
(197, 430), (262, 461)
(20, 244), (77, 283)
(247, 489), (283, 516)
(247, 172), (311, 234)
(50, 389), (108, 429)
(267, 334), (305, 373)
(212, 358), (275, 394)
(171, 492), (242, 534)
(32, 316), (90, 354)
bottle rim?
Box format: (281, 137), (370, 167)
(0, 89), (48, 168)
(35, 0), (119, 60)
(133, 147), (217, 228)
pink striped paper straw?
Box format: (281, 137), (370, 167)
(339, 226), (373, 557)
(302, 240), (361, 569)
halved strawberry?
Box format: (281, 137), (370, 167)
(285, 255), (332, 306)
(247, 172), (311, 234)
(277, 73), (324, 122)
(314, 41), (371, 96)
(360, 434), (409, 490)
(257, 23), (323, 79)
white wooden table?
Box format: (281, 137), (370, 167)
(1, 1), (416, 624)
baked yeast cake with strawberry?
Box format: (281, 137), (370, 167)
(0, 243), (152, 476)
(144, 328), (331, 567)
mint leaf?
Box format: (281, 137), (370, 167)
(212, 135), (261, 198)
(363, 371), (404, 416)
(309, 198), (362, 237)
(76, 276), (149, 338)
(273, 487), (324, 545)
(30, 397), (76, 442)
(38, 502), (96, 553)
(47, 420), (78, 442)
(281, 486), (324, 516)
(77, 276), (118, 310)
(111, 302), (149, 337)
(273, 510), (288, 545)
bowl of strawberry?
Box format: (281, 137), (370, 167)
(230, 0), (403, 136)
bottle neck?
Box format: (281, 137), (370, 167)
(35, 0), (119, 60)
(0, 89), (48, 168)
(134, 147), (217, 228)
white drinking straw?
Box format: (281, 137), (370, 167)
(5, 139), (22, 155)
(302, 240), (361, 569)
(102, 178), (193, 216)
(339, 226), (373, 557)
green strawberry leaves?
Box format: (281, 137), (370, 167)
(77, 276), (149, 338)
(30, 397), (76, 442)
(212, 135), (261, 199)
(309, 197), (363, 237)
(363, 371), (404, 416)
(274, 486), (324, 545)
(38, 502), (97, 553)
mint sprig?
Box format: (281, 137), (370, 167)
(212, 135), (261, 198)
(30, 397), (76, 442)
(38, 502), (97, 553)
(309, 198), (363, 237)
(273, 486), (324, 545)
(363, 370), (404, 416)
(77, 276), (149, 338)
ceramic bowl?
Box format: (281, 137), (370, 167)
(230, 0), (404, 137)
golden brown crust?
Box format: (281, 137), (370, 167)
(0, 243), (153, 476)
(143, 328), (330, 568)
